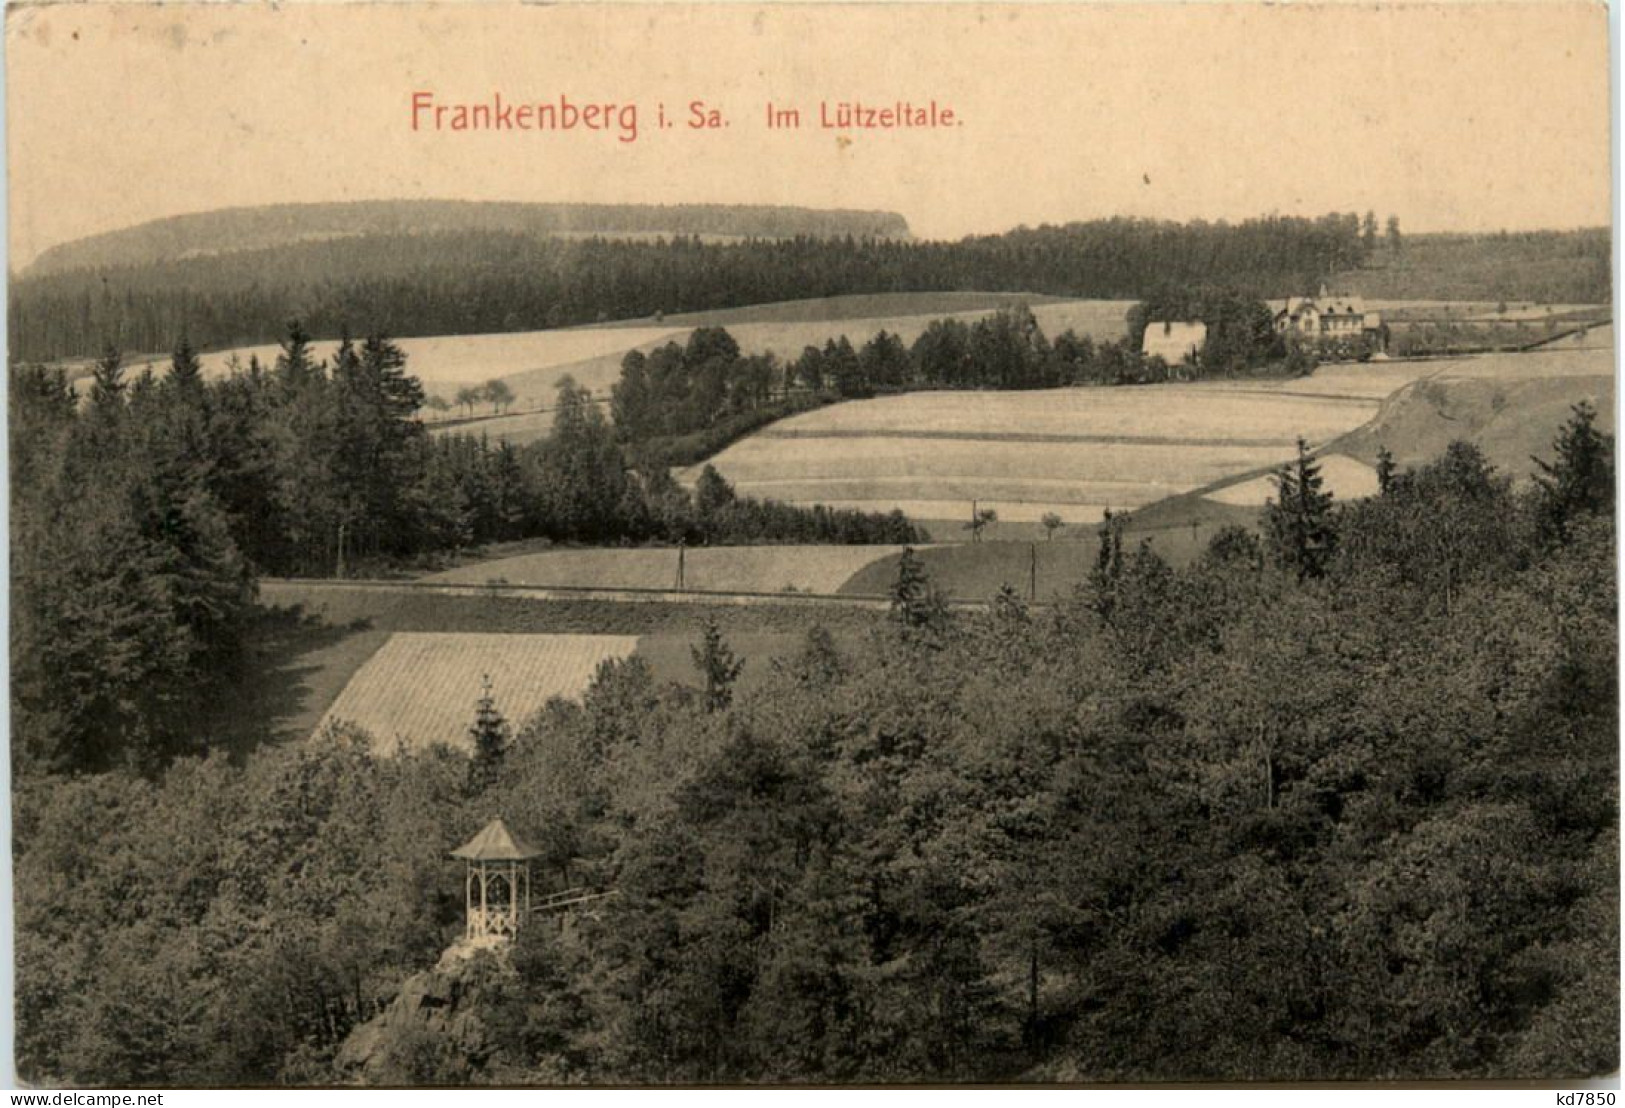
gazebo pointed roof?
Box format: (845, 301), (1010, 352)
(451, 818), (543, 861)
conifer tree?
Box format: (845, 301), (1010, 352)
(169, 334), (204, 392)
(690, 619), (744, 712)
(467, 675), (511, 790)
(889, 546), (949, 630)
(1090, 507), (1128, 617)
(89, 344), (125, 410)
(1264, 438), (1337, 581)
(1533, 400), (1614, 545)
(1375, 445), (1397, 496)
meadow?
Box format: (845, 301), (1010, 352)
(124, 327), (678, 408)
(258, 580), (887, 749)
(423, 544), (911, 594)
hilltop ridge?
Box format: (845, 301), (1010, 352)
(21, 200), (913, 277)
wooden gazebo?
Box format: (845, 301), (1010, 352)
(451, 818), (543, 940)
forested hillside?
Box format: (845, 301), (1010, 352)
(8, 330), (915, 773)
(20, 200), (912, 277)
(1333, 228), (1611, 305)
(13, 417), (1617, 1084)
(10, 214), (1370, 362)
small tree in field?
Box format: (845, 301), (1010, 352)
(691, 618), (745, 713)
(483, 379), (516, 415)
(454, 386), (481, 418)
(467, 676), (511, 792)
(965, 506), (998, 543)
(1040, 512), (1064, 541)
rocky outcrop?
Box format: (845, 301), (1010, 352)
(334, 937), (514, 1083)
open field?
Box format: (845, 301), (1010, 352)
(1524, 323), (1612, 352)
(834, 498), (1264, 596)
(683, 343), (1615, 531)
(632, 630), (845, 699)
(686, 383), (1384, 528)
(422, 544), (911, 594)
(428, 409), (561, 447)
(124, 327), (679, 403)
(258, 582), (889, 746)
(600, 291), (1075, 328)
(318, 632), (641, 754)
(839, 538), (1110, 602)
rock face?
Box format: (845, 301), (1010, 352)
(334, 938), (513, 1083)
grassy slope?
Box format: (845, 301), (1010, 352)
(631, 630), (855, 700)
(198, 607), (393, 757)
(1333, 373), (1615, 477)
(837, 501), (1260, 600)
(423, 545), (908, 594)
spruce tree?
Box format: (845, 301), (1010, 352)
(1264, 438), (1337, 581)
(1375, 445), (1397, 496)
(468, 675), (511, 790)
(89, 344), (125, 410)
(889, 546), (948, 630)
(169, 334), (204, 392)
(1533, 400), (1614, 545)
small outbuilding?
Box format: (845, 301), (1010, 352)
(1142, 319), (1207, 365)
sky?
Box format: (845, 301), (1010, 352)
(4, 2), (1612, 267)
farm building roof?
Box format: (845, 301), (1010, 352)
(451, 818), (544, 861)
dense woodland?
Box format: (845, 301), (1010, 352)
(8, 330), (916, 775)
(12, 400), (1616, 1083)
(11, 214), (1381, 362)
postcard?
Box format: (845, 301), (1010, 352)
(6, 1), (1615, 1090)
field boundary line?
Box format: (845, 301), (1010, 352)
(261, 576), (919, 609)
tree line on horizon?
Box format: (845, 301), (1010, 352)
(9, 213), (1382, 362)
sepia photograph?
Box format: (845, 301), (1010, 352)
(3, 0), (1617, 1089)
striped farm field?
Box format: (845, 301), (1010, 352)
(317, 632), (639, 753)
(685, 383), (1386, 527)
(423, 544), (912, 595)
